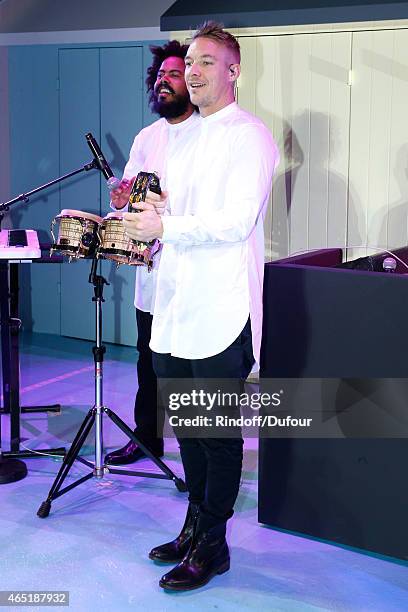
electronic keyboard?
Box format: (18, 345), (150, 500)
(0, 229), (41, 259)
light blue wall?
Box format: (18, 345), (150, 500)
(0, 47), (10, 206)
(7, 39), (166, 345)
(8, 45), (61, 335)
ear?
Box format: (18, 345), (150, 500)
(228, 63), (241, 82)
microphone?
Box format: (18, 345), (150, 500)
(85, 132), (120, 190)
(383, 257), (397, 273)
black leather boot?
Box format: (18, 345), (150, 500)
(105, 439), (163, 465)
(159, 523), (229, 591)
(149, 503), (199, 563)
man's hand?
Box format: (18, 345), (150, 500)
(110, 177), (135, 209)
(145, 189), (168, 216)
(123, 202), (163, 242)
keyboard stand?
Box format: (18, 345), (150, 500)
(0, 260), (65, 460)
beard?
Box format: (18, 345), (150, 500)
(151, 91), (191, 119)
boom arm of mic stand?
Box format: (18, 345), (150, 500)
(0, 160), (98, 229)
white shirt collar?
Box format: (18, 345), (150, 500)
(200, 102), (238, 124)
(166, 111), (200, 131)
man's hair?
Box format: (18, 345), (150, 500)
(191, 21), (240, 63)
(146, 39), (189, 100)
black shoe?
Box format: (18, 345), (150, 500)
(159, 523), (230, 591)
(105, 439), (164, 465)
(149, 503), (199, 563)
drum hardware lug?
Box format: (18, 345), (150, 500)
(50, 219), (57, 244)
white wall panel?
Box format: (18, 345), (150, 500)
(238, 32), (351, 260)
(350, 29), (408, 258)
(388, 30), (408, 251)
(327, 34), (352, 252)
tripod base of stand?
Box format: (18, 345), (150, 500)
(21, 404), (61, 414)
(37, 500), (52, 518)
(0, 404), (61, 416)
(37, 405), (186, 518)
(0, 457), (27, 484)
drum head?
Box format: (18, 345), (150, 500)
(58, 209), (103, 224)
(103, 211), (125, 221)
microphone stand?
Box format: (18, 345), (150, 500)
(0, 159), (98, 483)
(37, 257), (186, 518)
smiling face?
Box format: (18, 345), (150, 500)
(152, 56), (193, 122)
(185, 37), (240, 117)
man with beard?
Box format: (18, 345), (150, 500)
(105, 40), (199, 465)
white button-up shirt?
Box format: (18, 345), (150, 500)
(120, 112), (200, 313)
(150, 102), (279, 369)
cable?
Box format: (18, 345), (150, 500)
(18, 441), (65, 460)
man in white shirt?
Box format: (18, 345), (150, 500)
(124, 22), (279, 591)
(105, 41), (199, 466)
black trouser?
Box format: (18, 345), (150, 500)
(134, 308), (164, 452)
(152, 318), (254, 531)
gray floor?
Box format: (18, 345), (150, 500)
(0, 333), (407, 611)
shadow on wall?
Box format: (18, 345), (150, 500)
(252, 38), (362, 261)
(270, 111), (362, 260)
(107, 262), (128, 345)
(371, 144), (408, 254)
(105, 132), (128, 177)
(104, 129), (133, 346)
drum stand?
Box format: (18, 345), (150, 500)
(37, 258), (186, 518)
